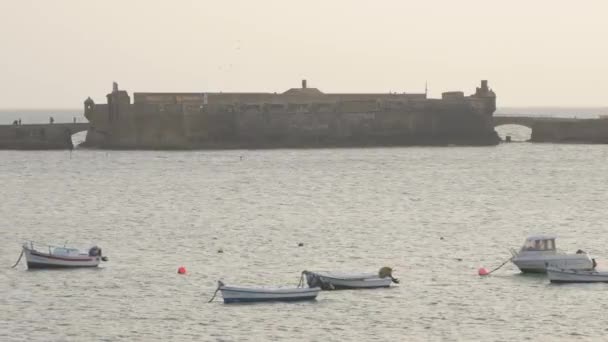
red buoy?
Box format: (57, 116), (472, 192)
(478, 267), (489, 276)
(177, 266), (187, 275)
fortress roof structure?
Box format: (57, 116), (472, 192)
(283, 80), (324, 96)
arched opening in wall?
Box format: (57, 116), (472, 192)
(71, 130), (88, 148)
(494, 124), (532, 142)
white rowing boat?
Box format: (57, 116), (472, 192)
(547, 266), (608, 283)
(216, 281), (320, 304)
(21, 241), (108, 269)
(301, 267), (399, 290)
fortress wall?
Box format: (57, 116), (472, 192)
(210, 93), (313, 104)
(88, 95), (496, 148)
(208, 92), (426, 105)
(134, 93), (206, 104)
(109, 103), (137, 147)
(85, 104), (110, 125)
(468, 96), (496, 116)
(531, 120), (608, 143)
(320, 93), (425, 102)
(0, 125), (19, 140)
(82, 81), (500, 148)
(0, 124), (79, 149)
(183, 105), (209, 142)
(84, 104), (111, 147)
(337, 100), (379, 113)
(233, 109), (425, 143)
(133, 91), (427, 107)
(127, 104), (187, 148)
(0, 125), (69, 141)
(236, 111), (326, 141)
(235, 111), (333, 141)
(371, 111), (417, 135)
(87, 102), (186, 148)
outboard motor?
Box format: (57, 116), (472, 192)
(379, 266), (400, 284)
(301, 271), (333, 290)
(303, 271), (321, 288)
(88, 246), (108, 261)
(88, 246), (101, 257)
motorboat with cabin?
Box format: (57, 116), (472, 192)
(20, 241), (108, 269)
(510, 235), (595, 273)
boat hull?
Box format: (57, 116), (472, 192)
(220, 286), (320, 304)
(305, 272), (393, 290)
(547, 268), (608, 283)
(24, 248), (100, 269)
(511, 254), (594, 273)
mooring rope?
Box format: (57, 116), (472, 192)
(11, 249), (24, 268)
(207, 288), (220, 303)
(487, 257), (513, 275)
(207, 281), (224, 303)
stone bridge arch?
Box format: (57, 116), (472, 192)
(493, 116), (536, 129)
(65, 123), (90, 147)
(493, 116), (536, 142)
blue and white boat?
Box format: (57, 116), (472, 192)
(21, 241), (108, 269)
(217, 281), (320, 304)
(547, 266), (608, 283)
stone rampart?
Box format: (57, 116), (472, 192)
(0, 123), (89, 150)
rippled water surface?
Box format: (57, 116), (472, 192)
(2, 142), (608, 341)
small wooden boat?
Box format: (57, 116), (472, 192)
(21, 242), (108, 269)
(547, 266), (608, 283)
(215, 281), (320, 304)
(510, 235), (596, 273)
(301, 267), (399, 290)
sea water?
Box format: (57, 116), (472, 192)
(1, 109), (608, 341)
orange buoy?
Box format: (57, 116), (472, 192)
(177, 266), (187, 275)
(478, 267), (489, 276)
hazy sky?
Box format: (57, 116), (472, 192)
(1, 0), (606, 108)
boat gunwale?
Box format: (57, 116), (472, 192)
(220, 286), (320, 295)
(27, 249), (95, 262)
(308, 272), (387, 282)
(223, 295), (318, 303)
(549, 279), (608, 284)
(546, 267), (606, 276)
(26, 261), (100, 269)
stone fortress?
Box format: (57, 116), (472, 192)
(3, 80), (607, 150)
(81, 80), (500, 149)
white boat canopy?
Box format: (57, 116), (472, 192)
(525, 234), (557, 241)
(522, 235), (557, 251)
